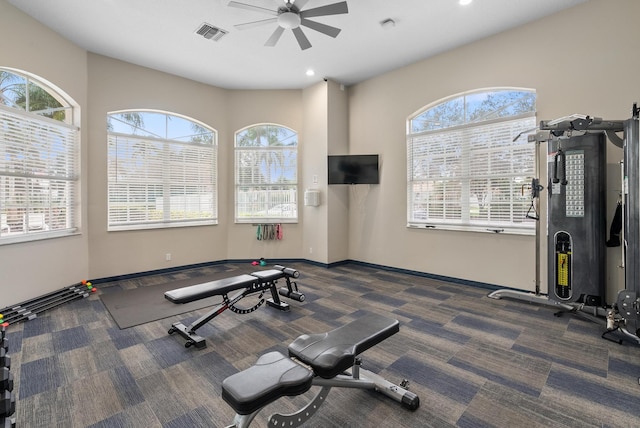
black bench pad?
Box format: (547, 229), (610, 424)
(164, 269), (286, 304)
(288, 313), (399, 379)
(164, 274), (257, 304)
(250, 269), (288, 282)
(222, 351), (313, 415)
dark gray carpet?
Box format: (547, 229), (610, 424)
(7, 262), (640, 427)
(99, 274), (225, 329)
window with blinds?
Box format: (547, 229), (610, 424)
(0, 69), (79, 244)
(107, 111), (217, 230)
(407, 88), (536, 234)
(235, 124), (298, 223)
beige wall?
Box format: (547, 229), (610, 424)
(86, 54), (231, 278)
(301, 80), (350, 264)
(87, 58), (308, 278)
(326, 81), (350, 264)
(1, 0), (638, 306)
(302, 82), (331, 263)
(225, 89), (304, 261)
(347, 0), (640, 293)
(0, 1), (89, 304)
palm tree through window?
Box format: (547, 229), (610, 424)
(235, 124), (298, 223)
(107, 110), (217, 230)
(0, 69), (78, 243)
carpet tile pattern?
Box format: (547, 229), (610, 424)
(5, 261), (640, 427)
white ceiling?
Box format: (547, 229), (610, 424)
(8, 0), (589, 90)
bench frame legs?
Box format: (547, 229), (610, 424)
(226, 358), (419, 428)
(169, 276), (299, 349)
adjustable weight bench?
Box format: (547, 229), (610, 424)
(222, 313), (420, 428)
(166, 265), (304, 349)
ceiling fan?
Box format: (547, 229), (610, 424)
(229, 0), (349, 50)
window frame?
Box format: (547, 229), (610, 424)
(407, 88), (537, 235)
(107, 109), (218, 231)
(0, 68), (80, 245)
(234, 123), (298, 224)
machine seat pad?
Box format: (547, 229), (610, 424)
(288, 313), (400, 379)
(164, 274), (257, 304)
(221, 351), (313, 415)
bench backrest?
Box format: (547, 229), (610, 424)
(288, 313), (399, 379)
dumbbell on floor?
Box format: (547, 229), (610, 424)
(0, 369), (12, 393)
(0, 390), (14, 418)
(0, 350), (9, 371)
(0, 417), (15, 428)
(0, 328), (14, 427)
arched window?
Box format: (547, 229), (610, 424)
(407, 88), (536, 234)
(107, 110), (217, 230)
(235, 124), (298, 223)
(0, 68), (79, 243)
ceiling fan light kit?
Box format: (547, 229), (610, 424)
(278, 11), (301, 29)
(229, 0), (349, 50)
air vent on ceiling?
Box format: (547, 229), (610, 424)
(195, 23), (228, 41)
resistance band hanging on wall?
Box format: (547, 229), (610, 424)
(256, 224), (283, 241)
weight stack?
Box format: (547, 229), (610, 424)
(547, 132), (606, 304)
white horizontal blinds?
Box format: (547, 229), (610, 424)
(168, 140), (216, 220)
(466, 117), (535, 226)
(409, 116), (534, 227)
(108, 130), (216, 228)
(235, 146), (297, 220)
(407, 87), (536, 234)
(235, 124), (298, 222)
(408, 132), (458, 222)
(0, 105), (78, 237)
(108, 134), (162, 225)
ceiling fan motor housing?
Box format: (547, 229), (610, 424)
(230, 0), (349, 50)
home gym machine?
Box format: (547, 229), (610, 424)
(489, 104), (640, 345)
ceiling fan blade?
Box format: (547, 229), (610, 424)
(292, 27), (312, 50)
(235, 17), (278, 30)
(299, 1), (348, 18)
(291, 0), (310, 11)
(300, 18), (341, 38)
(228, 1), (278, 16)
(265, 26), (285, 46)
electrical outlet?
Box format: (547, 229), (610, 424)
(166, 253), (171, 261)
(309, 247), (313, 254)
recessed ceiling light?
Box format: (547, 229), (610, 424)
(459, 0), (473, 5)
(306, 69), (315, 76)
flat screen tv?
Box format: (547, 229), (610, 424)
(328, 154), (379, 185)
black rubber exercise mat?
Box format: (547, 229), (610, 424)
(99, 274), (226, 329)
